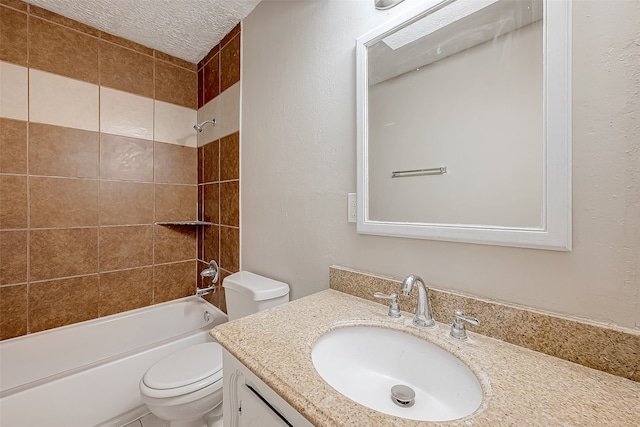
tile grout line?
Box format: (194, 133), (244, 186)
(218, 138), (222, 273)
(152, 54), (156, 306)
(97, 32), (102, 319)
(237, 24), (241, 274)
(25, 4), (31, 335)
(0, 3), (26, 13)
(27, 261), (190, 285)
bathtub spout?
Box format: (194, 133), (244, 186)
(196, 286), (215, 297)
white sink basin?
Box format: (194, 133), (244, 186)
(311, 326), (483, 421)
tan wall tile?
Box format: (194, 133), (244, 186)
(100, 31), (153, 56)
(197, 221), (204, 260)
(197, 146), (204, 184)
(99, 267), (153, 316)
(100, 181), (154, 225)
(196, 98), (220, 145)
(203, 54), (220, 105)
(28, 5), (99, 36)
(202, 140), (219, 183)
(217, 82), (240, 138)
(0, 284), (27, 339)
(99, 225), (153, 271)
(220, 226), (239, 272)
(155, 142), (197, 184)
(217, 280), (227, 313)
(30, 228), (98, 281)
(154, 224), (197, 264)
(155, 60), (197, 109)
(217, 269), (230, 313)
(0, 230), (27, 285)
(0, 118), (27, 174)
(100, 87), (154, 141)
(203, 183), (219, 224)
(0, 61), (28, 121)
(220, 131), (239, 181)
(0, 1), (28, 12)
(29, 275), (99, 333)
(100, 134), (153, 182)
(29, 17), (99, 84)
(0, 2), (229, 339)
(220, 181), (239, 227)
(0, 175), (27, 229)
(155, 51), (197, 72)
(153, 261), (195, 303)
(29, 69), (99, 132)
(197, 185), (204, 221)
(220, 35), (240, 93)
(198, 45), (219, 71)
(30, 177), (98, 228)
(203, 225), (219, 265)
(221, 23), (241, 48)
(155, 184), (197, 222)
(198, 68), (204, 108)
(0, 6), (27, 66)
(99, 41), (154, 98)
(28, 123), (99, 178)
(153, 100), (197, 147)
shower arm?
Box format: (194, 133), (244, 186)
(194, 119), (216, 133)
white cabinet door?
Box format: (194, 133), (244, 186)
(223, 349), (315, 427)
(237, 384), (291, 427)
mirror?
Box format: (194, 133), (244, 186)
(356, 0), (571, 250)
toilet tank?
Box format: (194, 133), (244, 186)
(222, 272), (290, 321)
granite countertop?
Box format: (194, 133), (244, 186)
(211, 289), (640, 426)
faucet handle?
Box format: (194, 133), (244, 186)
(373, 292), (401, 318)
(450, 309), (479, 340)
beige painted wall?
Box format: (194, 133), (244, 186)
(240, 0), (640, 331)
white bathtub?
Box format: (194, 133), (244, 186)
(0, 296), (227, 427)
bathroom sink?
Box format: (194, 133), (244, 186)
(311, 326), (483, 421)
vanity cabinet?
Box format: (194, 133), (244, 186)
(223, 349), (314, 427)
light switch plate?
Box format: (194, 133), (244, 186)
(348, 193), (357, 223)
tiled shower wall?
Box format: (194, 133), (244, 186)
(0, 0), (211, 340)
(196, 24), (241, 313)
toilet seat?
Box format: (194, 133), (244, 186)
(141, 342), (223, 399)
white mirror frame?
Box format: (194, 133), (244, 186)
(356, 0), (572, 251)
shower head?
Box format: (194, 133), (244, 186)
(194, 119), (216, 133)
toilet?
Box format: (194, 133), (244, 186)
(139, 272), (290, 427)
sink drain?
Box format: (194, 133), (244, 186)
(390, 384), (415, 407)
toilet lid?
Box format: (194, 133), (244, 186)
(143, 342), (223, 391)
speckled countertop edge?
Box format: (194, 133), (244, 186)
(211, 289), (640, 427)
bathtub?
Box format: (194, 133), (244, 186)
(0, 296), (227, 427)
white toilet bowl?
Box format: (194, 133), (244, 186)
(140, 271), (290, 427)
(139, 342), (224, 427)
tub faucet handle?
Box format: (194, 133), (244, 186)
(200, 260), (219, 282)
(373, 292), (401, 318)
(450, 309), (479, 341)
(197, 260), (219, 297)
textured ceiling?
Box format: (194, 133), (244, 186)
(24, 0), (261, 64)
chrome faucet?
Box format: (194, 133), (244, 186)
(400, 275), (435, 328)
